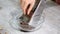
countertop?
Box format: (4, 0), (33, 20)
(0, 0), (60, 34)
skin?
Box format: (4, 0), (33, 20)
(20, 0), (35, 15)
(20, 0), (60, 15)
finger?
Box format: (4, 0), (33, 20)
(20, 0), (23, 7)
(20, 0), (22, 4)
(23, 2), (29, 15)
(27, 2), (35, 15)
(26, 4), (31, 15)
(20, 0), (26, 14)
(20, 0), (23, 9)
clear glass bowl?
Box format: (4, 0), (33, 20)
(9, 0), (45, 32)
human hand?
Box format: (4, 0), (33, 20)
(20, 0), (35, 15)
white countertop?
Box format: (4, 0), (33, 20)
(0, 0), (60, 34)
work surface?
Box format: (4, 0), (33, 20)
(0, 0), (60, 34)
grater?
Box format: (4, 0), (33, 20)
(10, 0), (46, 32)
(19, 0), (46, 32)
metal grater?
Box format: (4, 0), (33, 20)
(9, 0), (46, 32)
(19, 0), (40, 26)
(19, 0), (45, 32)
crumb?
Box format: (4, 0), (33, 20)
(20, 22), (28, 25)
(0, 25), (3, 30)
(5, 32), (8, 34)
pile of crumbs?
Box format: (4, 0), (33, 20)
(0, 25), (8, 34)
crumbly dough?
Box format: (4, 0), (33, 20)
(0, 25), (3, 30)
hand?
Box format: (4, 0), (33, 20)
(20, 0), (35, 15)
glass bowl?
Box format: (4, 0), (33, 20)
(9, 0), (45, 32)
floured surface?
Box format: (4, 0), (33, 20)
(0, 0), (60, 34)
